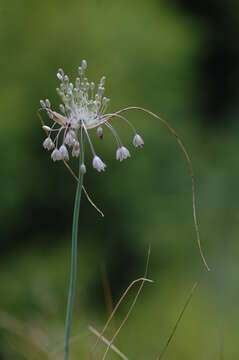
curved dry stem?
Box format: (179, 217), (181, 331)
(102, 247), (152, 360)
(88, 278), (152, 360)
(156, 282), (198, 360)
(88, 326), (129, 360)
(62, 159), (104, 217)
(88, 247), (151, 360)
(88, 272), (152, 360)
(37, 111), (104, 218)
(111, 106), (210, 271)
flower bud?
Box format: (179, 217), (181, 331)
(116, 146), (131, 162)
(72, 142), (80, 157)
(42, 125), (51, 132)
(43, 137), (54, 150)
(59, 144), (69, 161)
(51, 149), (62, 161)
(40, 100), (46, 109)
(80, 164), (87, 174)
(97, 126), (103, 139)
(93, 155), (106, 172)
(133, 133), (144, 148)
(82, 59), (87, 70)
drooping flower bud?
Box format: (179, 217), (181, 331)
(80, 163), (87, 174)
(42, 125), (51, 132)
(97, 126), (103, 139)
(72, 142), (80, 158)
(93, 155), (106, 172)
(116, 146), (131, 162)
(51, 149), (62, 161)
(82, 59), (87, 70)
(43, 137), (54, 150)
(64, 130), (76, 146)
(59, 144), (69, 161)
(133, 133), (144, 148)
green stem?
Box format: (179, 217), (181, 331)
(64, 141), (84, 360)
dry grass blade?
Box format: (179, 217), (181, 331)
(62, 159), (104, 217)
(113, 107), (210, 271)
(88, 277), (152, 360)
(156, 282), (198, 360)
(88, 326), (129, 360)
(88, 246), (152, 360)
(102, 247), (152, 360)
(37, 111), (104, 217)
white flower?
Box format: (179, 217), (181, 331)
(64, 130), (76, 146)
(72, 142), (80, 158)
(51, 149), (62, 161)
(80, 164), (87, 174)
(43, 137), (54, 150)
(116, 146), (131, 162)
(93, 155), (106, 172)
(42, 125), (51, 132)
(133, 133), (144, 148)
(59, 144), (69, 160)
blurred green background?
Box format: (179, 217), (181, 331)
(1, 0), (239, 358)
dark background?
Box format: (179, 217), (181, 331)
(1, 0), (239, 358)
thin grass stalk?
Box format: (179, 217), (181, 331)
(88, 278), (152, 360)
(64, 134), (85, 360)
(102, 247), (151, 360)
(88, 326), (129, 360)
(156, 282), (198, 360)
(112, 107), (210, 271)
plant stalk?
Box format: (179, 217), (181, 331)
(64, 136), (84, 360)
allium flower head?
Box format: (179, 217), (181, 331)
(40, 60), (144, 171)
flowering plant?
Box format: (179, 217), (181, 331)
(39, 60), (209, 360)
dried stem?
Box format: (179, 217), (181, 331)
(88, 247), (152, 360)
(88, 279), (152, 360)
(102, 247), (152, 360)
(156, 282), (198, 360)
(88, 326), (129, 360)
(112, 106), (210, 271)
(62, 159), (104, 217)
